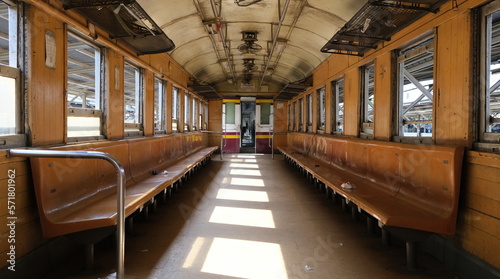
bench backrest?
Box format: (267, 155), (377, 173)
(29, 133), (209, 237)
(287, 133), (464, 222)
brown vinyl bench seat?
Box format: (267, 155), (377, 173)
(278, 132), (464, 269)
(27, 133), (218, 238)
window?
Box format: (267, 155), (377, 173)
(306, 94), (312, 132)
(317, 87), (326, 132)
(225, 102), (236, 124)
(288, 104), (292, 131)
(172, 86), (180, 132)
(192, 97), (198, 131)
(67, 32), (103, 140)
(298, 98), (304, 132)
(0, 2), (24, 148)
(260, 103), (271, 125)
(154, 77), (166, 133)
(292, 102), (297, 131)
(332, 78), (344, 134)
(396, 37), (434, 141)
(124, 62), (143, 136)
(361, 63), (375, 136)
(202, 102), (208, 130)
(480, 2), (500, 145)
(184, 93), (191, 131)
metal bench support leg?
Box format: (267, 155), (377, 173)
(341, 198), (347, 212)
(351, 205), (358, 220)
(85, 243), (94, 272)
(382, 228), (390, 247)
(406, 241), (420, 271)
(126, 217), (134, 235)
(367, 216), (376, 236)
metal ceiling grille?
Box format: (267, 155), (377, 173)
(321, 0), (446, 56)
(188, 84), (221, 100)
(61, 0), (175, 55)
(275, 77), (313, 101)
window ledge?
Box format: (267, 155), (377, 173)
(474, 142), (500, 153)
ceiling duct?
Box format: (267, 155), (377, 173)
(60, 0), (175, 55)
(321, 0), (446, 56)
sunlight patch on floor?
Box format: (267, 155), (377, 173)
(182, 237), (206, 268)
(230, 169), (262, 176)
(216, 189), (269, 202)
(209, 206), (275, 228)
(201, 237), (288, 279)
(230, 163), (259, 169)
(230, 177), (265, 187)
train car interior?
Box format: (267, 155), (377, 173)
(0, 0), (500, 278)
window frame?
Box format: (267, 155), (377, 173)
(306, 93), (313, 132)
(332, 77), (344, 135)
(317, 87), (326, 132)
(361, 62), (375, 138)
(172, 86), (180, 132)
(154, 76), (166, 134)
(66, 30), (105, 142)
(123, 61), (144, 137)
(184, 92), (191, 131)
(477, 1), (500, 151)
(298, 98), (304, 132)
(0, 1), (25, 149)
(394, 36), (435, 144)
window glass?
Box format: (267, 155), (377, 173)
(397, 38), (434, 138)
(154, 77), (166, 132)
(261, 103), (271, 125)
(0, 2), (10, 66)
(484, 9), (500, 137)
(226, 102), (235, 124)
(332, 78), (344, 134)
(306, 94), (312, 132)
(67, 32), (102, 138)
(361, 64), (375, 135)
(124, 62), (143, 134)
(193, 97), (198, 130)
(299, 98), (303, 132)
(0, 75), (16, 135)
(318, 87), (326, 130)
(172, 86), (179, 132)
(184, 93), (191, 131)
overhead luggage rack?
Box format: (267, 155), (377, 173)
(321, 0), (446, 56)
(275, 77), (312, 101)
(60, 0), (175, 55)
(188, 84), (221, 100)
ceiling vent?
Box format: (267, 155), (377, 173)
(60, 0), (175, 55)
(321, 0), (446, 56)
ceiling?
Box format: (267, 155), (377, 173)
(137, 0), (369, 94)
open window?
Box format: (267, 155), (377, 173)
(478, 1), (500, 151)
(361, 63), (375, 137)
(306, 94), (313, 132)
(0, 1), (25, 149)
(172, 86), (180, 132)
(154, 77), (166, 133)
(332, 78), (344, 135)
(317, 87), (326, 133)
(395, 37), (434, 143)
(184, 93), (191, 131)
(67, 31), (104, 141)
(124, 61), (144, 137)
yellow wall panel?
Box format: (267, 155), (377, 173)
(373, 52), (394, 140)
(343, 68), (360, 137)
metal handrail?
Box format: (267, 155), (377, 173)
(271, 131), (289, 159)
(8, 149), (126, 279)
(202, 131), (223, 160)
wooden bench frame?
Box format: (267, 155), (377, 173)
(9, 132), (218, 276)
(278, 132), (464, 270)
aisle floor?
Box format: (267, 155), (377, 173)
(48, 154), (460, 279)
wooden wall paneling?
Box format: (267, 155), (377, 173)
(328, 55), (349, 78)
(28, 7), (65, 146)
(373, 52), (394, 140)
(343, 68), (360, 137)
(273, 101), (287, 148)
(435, 11), (472, 147)
(313, 63), (329, 87)
(208, 100), (222, 147)
(143, 70), (154, 136)
(105, 49), (124, 140)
